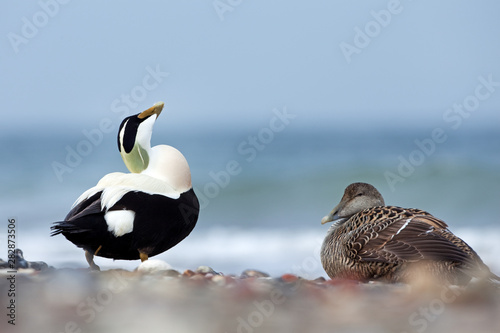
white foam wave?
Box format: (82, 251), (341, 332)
(10, 226), (500, 278)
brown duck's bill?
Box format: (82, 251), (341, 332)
(138, 101), (164, 119)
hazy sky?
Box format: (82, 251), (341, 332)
(2, 1), (500, 133)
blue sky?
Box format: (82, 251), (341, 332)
(2, 1), (500, 133)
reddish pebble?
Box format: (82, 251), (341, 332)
(182, 269), (196, 277)
(224, 276), (236, 285)
(281, 274), (299, 283)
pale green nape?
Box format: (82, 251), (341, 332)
(121, 143), (150, 173)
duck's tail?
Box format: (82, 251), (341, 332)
(50, 221), (92, 237)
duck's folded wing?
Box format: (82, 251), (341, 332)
(66, 192), (103, 221)
(51, 192), (104, 236)
(349, 215), (472, 267)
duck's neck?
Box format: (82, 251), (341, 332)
(140, 145), (192, 193)
(121, 144), (151, 173)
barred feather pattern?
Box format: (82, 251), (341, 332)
(321, 206), (491, 284)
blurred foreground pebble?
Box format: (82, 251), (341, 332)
(137, 259), (172, 273)
(0, 252), (499, 333)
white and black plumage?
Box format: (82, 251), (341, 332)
(321, 182), (499, 285)
(51, 102), (199, 270)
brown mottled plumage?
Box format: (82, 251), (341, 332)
(320, 182), (499, 285)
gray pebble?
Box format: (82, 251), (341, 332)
(241, 269), (270, 278)
(196, 266), (219, 275)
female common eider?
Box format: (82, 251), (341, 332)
(51, 102), (199, 270)
(320, 182), (499, 284)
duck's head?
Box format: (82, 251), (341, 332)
(321, 182), (385, 225)
(118, 102), (164, 173)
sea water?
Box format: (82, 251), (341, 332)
(1, 126), (499, 276)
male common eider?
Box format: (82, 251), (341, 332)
(320, 182), (499, 285)
(51, 102), (199, 270)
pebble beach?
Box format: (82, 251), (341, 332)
(2, 254), (500, 333)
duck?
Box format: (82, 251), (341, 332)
(320, 182), (499, 285)
(51, 102), (199, 270)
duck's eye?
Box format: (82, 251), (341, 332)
(356, 193), (363, 197)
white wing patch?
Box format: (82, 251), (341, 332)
(105, 210), (135, 237)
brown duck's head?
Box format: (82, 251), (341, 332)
(321, 182), (385, 225)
